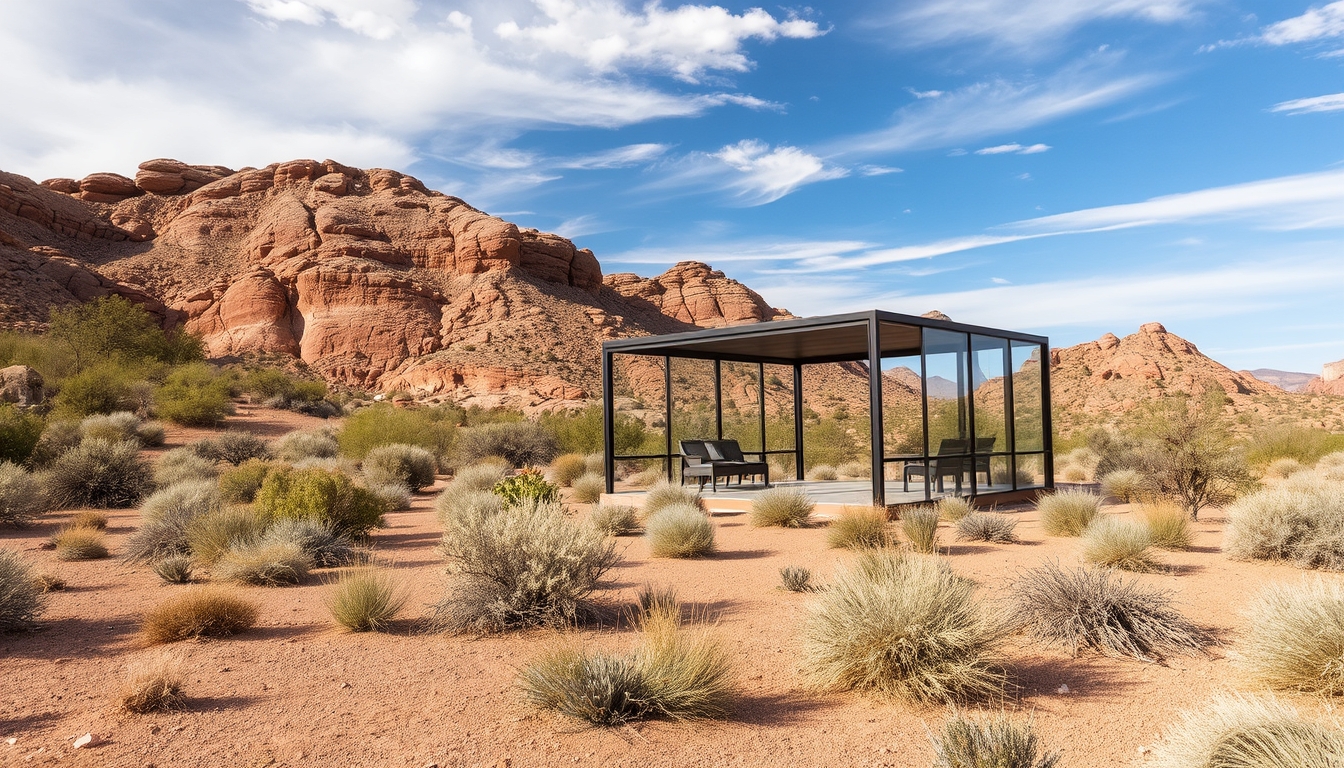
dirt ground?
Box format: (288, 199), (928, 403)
(3, 405), (1340, 768)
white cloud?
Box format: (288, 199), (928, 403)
(552, 214), (608, 238)
(1270, 92), (1344, 115)
(244, 0), (418, 39)
(1260, 1), (1344, 45)
(974, 142), (1052, 155)
(857, 164), (903, 176)
(494, 0), (825, 83)
(990, 277), (1011, 284)
(606, 238), (876, 266)
(651, 140), (848, 205)
(875, 0), (1205, 51)
(558, 143), (670, 169)
(908, 88), (944, 99)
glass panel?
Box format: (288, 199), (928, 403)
(763, 363), (796, 477)
(880, 321), (925, 460)
(610, 353), (666, 462)
(1014, 453), (1046, 489)
(971, 335), (1009, 459)
(1011, 341), (1045, 453)
(800, 362), (870, 476)
(923, 328), (970, 452)
(614, 457), (667, 491)
(720, 361), (762, 455)
(668, 357), (715, 482)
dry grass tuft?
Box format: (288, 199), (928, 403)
(627, 466), (665, 488)
(1100, 469), (1145, 503)
(936, 496), (974, 522)
(32, 572), (66, 593)
(806, 464), (838, 481)
(1225, 477), (1344, 570)
(119, 653), (186, 713)
(1234, 578), (1344, 695)
(642, 480), (703, 517)
(1266, 457), (1309, 479)
(779, 566), (818, 593)
(837, 461), (871, 479)
(50, 525), (109, 561)
(801, 549), (1008, 703)
(1038, 489), (1101, 537)
(1010, 560), (1210, 663)
(1153, 693), (1344, 768)
(571, 473), (605, 504)
(0, 548), (47, 631)
(750, 487), (814, 528)
(956, 512), (1019, 543)
(141, 586), (259, 643)
(635, 584), (680, 623)
(152, 555), (193, 584)
(71, 510), (108, 530)
(931, 712), (1061, 768)
(184, 505), (268, 565)
(1082, 516), (1161, 572)
(214, 541), (311, 586)
(548, 453), (588, 487)
(1142, 502), (1194, 550)
(901, 506), (940, 554)
(326, 568), (407, 632)
(826, 505), (889, 549)
(646, 502), (716, 558)
(589, 504), (639, 536)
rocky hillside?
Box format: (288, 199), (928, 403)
(1305, 360), (1344, 396)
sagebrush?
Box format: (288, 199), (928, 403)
(750, 487), (814, 528)
(1038, 489), (1101, 536)
(1224, 476), (1344, 570)
(44, 438), (153, 509)
(646, 503), (716, 558)
(0, 461), (43, 527)
(1234, 578), (1344, 696)
(0, 548), (47, 631)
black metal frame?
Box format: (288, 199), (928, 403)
(601, 310), (1053, 507)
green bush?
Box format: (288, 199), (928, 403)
(901, 506), (940, 554)
(492, 470), (560, 508)
(1225, 475), (1344, 570)
(1154, 693), (1344, 768)
(47, 295), (202, 371)
(0, 405), (44, 464)
(431, 500), (619, 633)
(44, 438), (153, 508)
(826, 505), (888, 549)
(1235, 578), (1344, 695)
(155, 363), (234, 427)
(802, 549), (1008, 703)
(192, 431), (270, 465)
(337, 404), (457, 460)
(272, 428), (340, 463)
(537, 404), (647, 456)
(326, 568), (406, 632)
(218, 459), (278, 504)
(25, 419), (82, 469)
(54, 360), (142, 417)
(0, 547), (47, 631)
(1246, 424), (1344, 468)
(931, 713), (1060, 768)
(0, 461), (43, 527)
(750, 487), (814, 528)
(646, 503), (716, 558)
(185, 506), (268, 565)
(455, 421), (558, 468)
(255, 467), (387, 537)
(241, 368), (328, 408)
(362, 444), (437, 491)
(1038, 489), (1101, 536)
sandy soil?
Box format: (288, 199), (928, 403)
(3, 406), (1340, 768)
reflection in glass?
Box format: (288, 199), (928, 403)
(923, 328), (970, 452)
(763, 363), (796, 477)
(720, 361), (762, 454)
(880, 322), (925, 459)
(1011, 341), (1045, 453)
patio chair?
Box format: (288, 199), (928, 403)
(968, 437), (996, 486)
(903, 438), (968, 493)
(679, 439), (769, 491)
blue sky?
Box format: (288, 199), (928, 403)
(2, 1), (1342, 373)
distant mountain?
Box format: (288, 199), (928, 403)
(1244, 368), (1316, 393)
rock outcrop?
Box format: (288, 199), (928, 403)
(604, 261), (791, 328)
(0, 365), (43, 406)
(1305, 359), (1344, 396)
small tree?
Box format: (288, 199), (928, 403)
(47, 296), (201, 372)
(1137, 396), (1257, 520)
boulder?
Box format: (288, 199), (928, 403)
(0, 365), (43, 406)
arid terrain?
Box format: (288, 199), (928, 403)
(4, 404), (1340, 768)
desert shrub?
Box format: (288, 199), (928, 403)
(1010, 560), (1210, 662)
(367, 481), (410, 511)
(1138, 400), (1259, 520)
(152, 555), (193, 584)
(806, 464), (838, 481)
(431, 500), (619, 633)
(80, 412), (144, 444)
(140, 479), (221, 524)
(262, 518), (359, 568)
(434, 487), (503, 526)
(537, 403), (649, 456)
(1142, 502), (1194, 550)
(154, 448), (219, 487)
(1320, 451), (1344, 470)
(1038, 489), (1101, 536)
(802, 549), (1008, 703)
(837, 461), (871, 479)
(646, 503), (716, 558)
(750, 487), (814, 528)
(1061, 465), (1089, 482)
(1246, 424), (1344, 468)
(363, 443), (436, 492)
(627, 466), (665, 488)
(1266, 457), (1308, 479)
(218, 459), (277, 504)
(571, 473), (605, 504)
(1082, 516), (1161, 572)
(956, 512), (1018, 543)
(154, 363), (234, 427)
(326, 568), (407, 632)
(46, 295), (202, 371)
(44, 438), (153, 508)
(0, 461), (43, 527)
(0, 548), (47, 631)
(1224, 477), (1344, 570)
(901, 506), (940, 554)
(119, 653), (186, 713)
(33, 573), (66, 592)
(185, 506), (268, 565)
(780, 566), (817, 593)
(50, 526), (109, 560)
(827, 505), (888, 549)
(583, 453), (605, 476)
(142, 586), (259, 643)
(1100, 468), (1145, 502)
(1234, 578), (1344, 695)
(241, 368), (330, 412)
(0, 404), (44, 464)
(492, 470), (560, 508)
(450, 461), (511, 493)
(25, 419), (82, 468)
(589, 504), (639, 536)
(454, 421), (558, 468)
(124, 482), (221, 564)
(936, 496), (973, 522)
(1153, 693), (1344, 768)
(255, 467), (386, 537)
(291, 456), (360, 475)
(272, 428), (340, 463)
(642, 480), (702, 517)
(549, 453), (588, 487)
(192, 431), (270, 466)
(214, 541), (311, 586)
(52, 360), (141, 418)
(337, 404), (458, 460)
(931, 712), (1060, 768)
(71, 510), (108, 530)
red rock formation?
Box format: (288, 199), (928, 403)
(604, 260), (791, 327)
(1304, 360), (1344, 396)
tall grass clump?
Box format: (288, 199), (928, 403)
(153, 447), (219, 487)
(152, 556), (193, 584)
(262, 518), (359, 568)
(119, 653), (186, 713)
(642, 480), (703, 517)
(956, 512), (1018, 544)
(1100, 468), (1145, 503)
(327, 568), (407, 632)
(1224, 476), (1344, 570)
(779, 566), (817, 593)
(272, 428), (340, 463)
(931, 712), (1061, 768)
(1082, 516), (1161, 572)
(44, 438), (153, 508)
(826, 505), (888, 549)
(0, 461), (43, 527)
(184, 506), (268, 565)
(431, 500), (619, 633)
(450, 461), (511, 493)
(1234, 579), (1344, 695)
(627, 466), (664, 488)
(142, 586), (259, 643)
(750, 487), (814, 528)
(1142, 502), (1194, 550)
(0, 548), (47, 631)
(571, 473), (605, 504)
(837, 461), (871, 479)
(214, 541), (311, 586)
(549, 453), (588, 487)
(1010, 561), (1210, 662)
(901, 506), (940, 554)
(936, 496), (974, 522)
(1038, 489), (1101, 537)
(51, 526), (110, 560)
(1246, 424), (1344, 468)
(72, 510), (108, 530)
(646, 503), (716, 558)
(1153, 693), (1344, 768)
(255, 467), (386, 537)
(141, 479), (222, 522)
(801, 549), (1008, 703)
(363, 444), (436, 491)
(589, 504), (639, 536)
(192, 431), (270, 465)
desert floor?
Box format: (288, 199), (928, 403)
(3, 405), (1339, 768)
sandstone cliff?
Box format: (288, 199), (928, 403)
(1305, 359), (1344, 396)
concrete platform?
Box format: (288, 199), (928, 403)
(600, 479), (1022, 517)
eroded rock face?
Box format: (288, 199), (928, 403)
(604, 260), (791, 328)
(1304, 360), (1344, 396)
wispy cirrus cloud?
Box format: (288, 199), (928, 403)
(1202, 1), (1344, 51)
(1270, 92), (1344, 115)
(650, 140), (849, 205)
(974, 142), (1051, 154)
